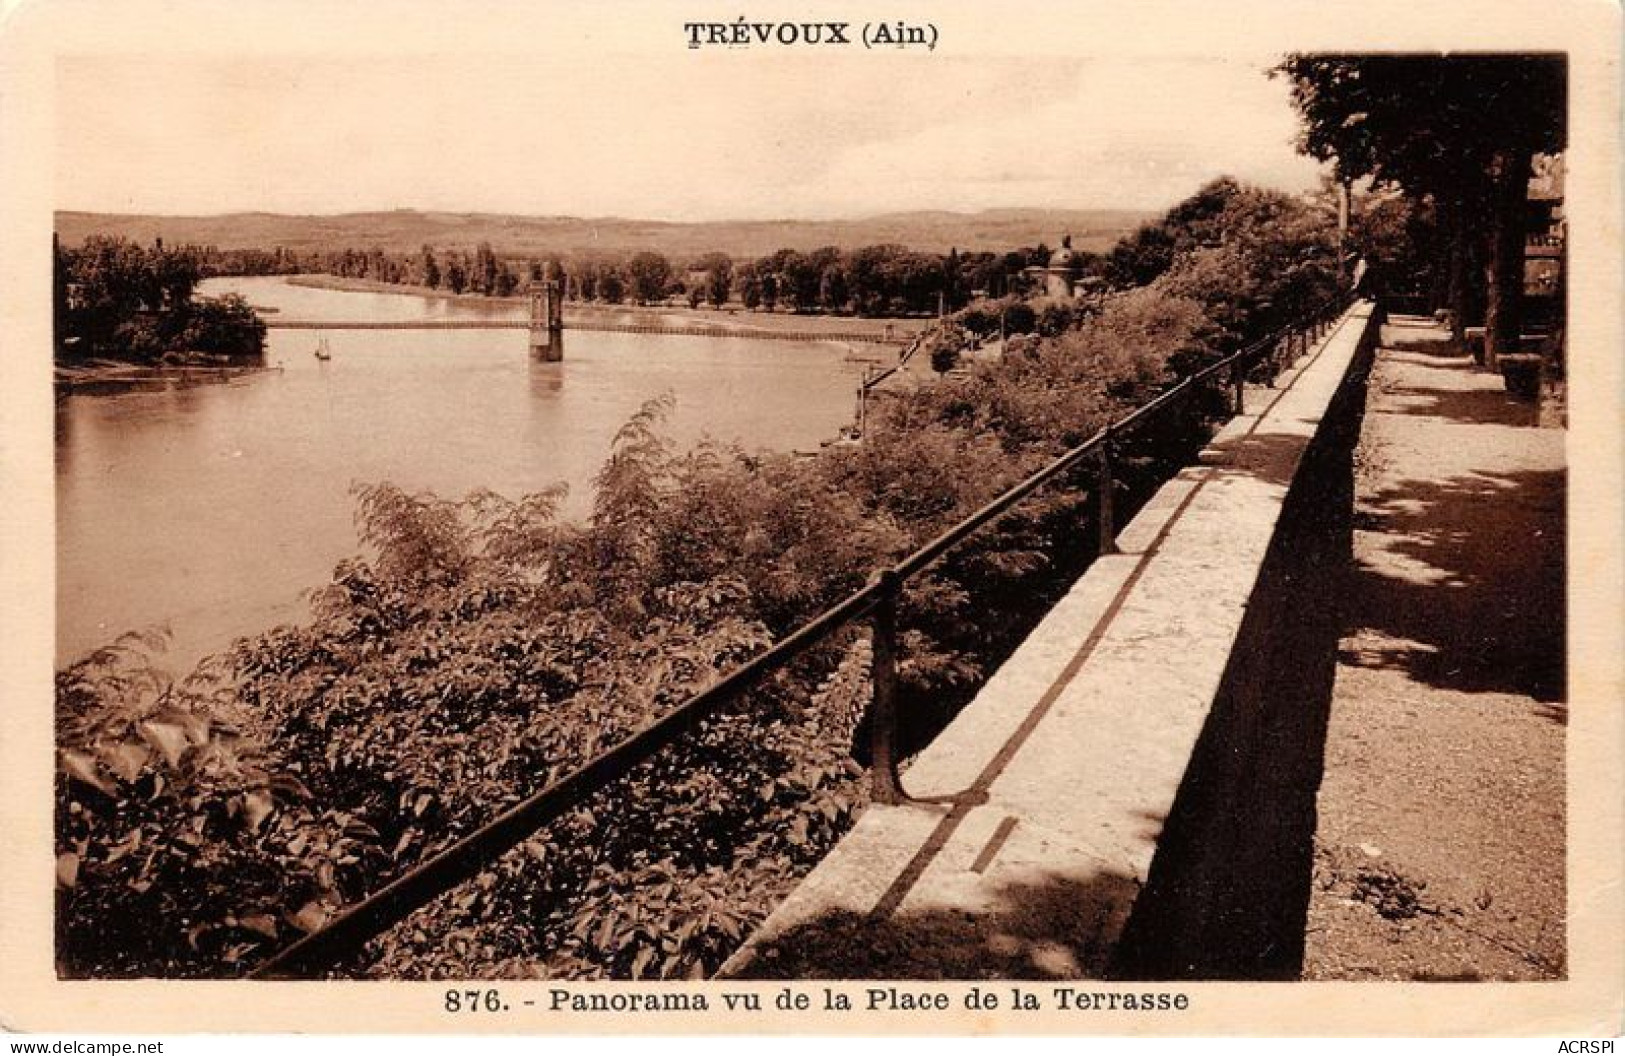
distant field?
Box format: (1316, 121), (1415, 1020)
(55, 207), (1149, 260)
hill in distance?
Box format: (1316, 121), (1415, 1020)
(54, 207), (1152, 260)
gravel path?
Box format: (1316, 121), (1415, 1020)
(1302, 315), (1566, 981)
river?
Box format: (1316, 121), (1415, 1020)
(55, 276), (881, 669)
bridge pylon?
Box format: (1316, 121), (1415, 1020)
(528, 279), (564, 361)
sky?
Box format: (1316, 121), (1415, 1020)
(53, 28), (1327, 221)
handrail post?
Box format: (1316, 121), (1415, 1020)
(869, 569), (907, 805)
(1097, 440), (1119, 557)
(1231, 361), (1246, 415)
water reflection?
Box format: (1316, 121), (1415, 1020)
(529, 355), (566, 399)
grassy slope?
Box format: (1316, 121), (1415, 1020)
(55, 208), (1149, 259)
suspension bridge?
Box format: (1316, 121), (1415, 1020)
(262, 280), (912, 352)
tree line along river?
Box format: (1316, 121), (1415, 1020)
(55, 276), (885, 670)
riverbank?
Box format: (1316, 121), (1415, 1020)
(283, 273), (931, 340)
(54, 357), (281, 391)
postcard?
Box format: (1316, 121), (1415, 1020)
(2, 0), (1619, 1038)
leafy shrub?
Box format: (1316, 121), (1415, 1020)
(173, 295), (267, 359)
(55, 632), (350, 977)
(1002, 301), (1037, 336)
(1105, 177), (1339, 332)
(1035, 299), (1083, 337)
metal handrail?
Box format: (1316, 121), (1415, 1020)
(249, 293), (1353, 980)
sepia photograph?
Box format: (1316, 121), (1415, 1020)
(1, 0), (1619, 1038)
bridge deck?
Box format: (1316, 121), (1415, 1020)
(264, 318), (908, 343)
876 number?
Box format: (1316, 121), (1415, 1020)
(445, 989), (507, 1013)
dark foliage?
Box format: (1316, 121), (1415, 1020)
(54, 236), (265, 363)
(1273, 53), (1566, 354)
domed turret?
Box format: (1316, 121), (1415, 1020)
(1043, 235), (1078, 298)
(1048, 235), (1077, 270)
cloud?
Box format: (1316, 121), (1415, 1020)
(55, 50), (1324, 219)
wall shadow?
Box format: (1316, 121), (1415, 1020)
(735, 867), (1143, 980)
(1110, 323), (1375, 980)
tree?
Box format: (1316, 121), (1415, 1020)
(1274, 54), (1565, 361)
(153, 247), (200, 311)
(944, 247), (964, 310)
(473, 242), (498, 296)
(1149, 180), (1339, 348)
(693, 252), (733, 308)
(493, 263), (518, 298)
(1104, 178), (1242, 289)
(778, 248), (832, 311)
(626, 251), (672, 305)
(926, 328), (963, 375)
(174, 295), (267, 358)
(572, 259), (599, 302)
(818, 265), (849, 313)
(419, 246), (441, 289)
(847, 244), (943, 317)
(1348, 190), (1442, 301)
(54, 236), (262, 362)
(736, 263), (761, 310)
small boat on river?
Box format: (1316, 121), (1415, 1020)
(313, 337), (332, 361)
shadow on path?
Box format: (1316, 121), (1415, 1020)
(1305, 319), (1567, 981)
(1342, 335), (1565, 705)
(1373, 349), (1542, 429)
(1340, 467), (1565, 704)
(739, 868), (1143, 980)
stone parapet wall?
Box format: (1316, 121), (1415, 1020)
(720, 302), (1383, 981)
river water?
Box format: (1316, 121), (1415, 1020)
(56, 277), (877, 669)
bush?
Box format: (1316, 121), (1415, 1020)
(174, 295), (267, 359)
(1035, 299), (1083, 337)
(1002, 301), (1037, 336)
(55, 632), (340, 977)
